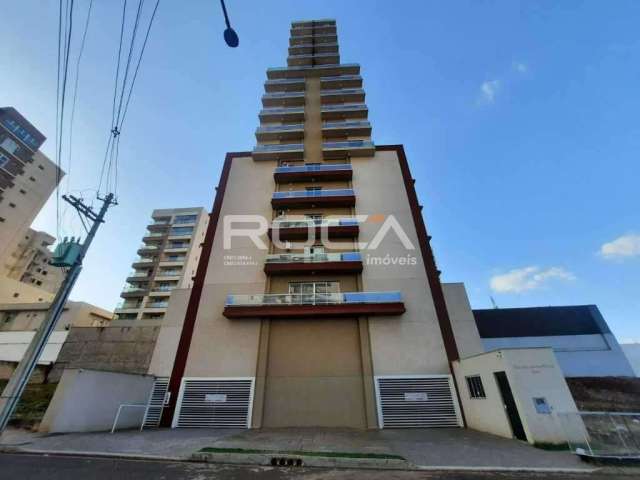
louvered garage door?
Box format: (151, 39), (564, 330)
(142, 377), (169, 429)
(173, 377), (254, 428)
(375, 375), (462, 428)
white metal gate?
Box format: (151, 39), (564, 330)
(142, 377), (169, 429)
(375, 375), (462, 428)
(172, 377), (254, 428)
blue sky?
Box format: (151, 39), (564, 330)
(1, 1), (638, 340)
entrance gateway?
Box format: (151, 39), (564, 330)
(171, 375), (462, 429)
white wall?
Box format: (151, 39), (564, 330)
(0, 331), (67, 364)
(40, 369), (155, 433)
(482, 334), (636, 377)
(454, 348), (579, 445)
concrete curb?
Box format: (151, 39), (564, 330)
(0, 445), (600, 473)
(192, 450), (409, 470)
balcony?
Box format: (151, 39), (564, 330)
(321, 103), (368, 120)
(320, 75), (363, 90)
(137, 244), (160, 254)
(132, 256), (157, 267)
(323, 140), (375, 159)
(145, 301), (169, 309)
(291, 19), (336, 28)
(264, 252), (362, 276)
(290, 25), (337, 37)
(148, 219), (170, 230)
(289, 34), (338, 47)
(256, 123), (304, 142)
(114, 301), (141, 314)
(155, 270), (182, 280)
(126, 271), (151, 283)
(321, 88), (365, 104)
(149, 286), (175, 296)
(267, 63), (359, 80)
(223, 291), (405, 319)
(274, 163), (352, 182)
(142, 231), (166, 242)
(261, 91), (305, 108)
(271, 188), (355, 209)
(287, 52), (340, 67)
(322, 120), (372, 139)
(269, 217), (359, 241)
(259, 107), (305, 123)
(288, 43), (339, 56)
(121, 285), (148, 298)
(252, 143), (304, 161)
(264, 78), (306, 93)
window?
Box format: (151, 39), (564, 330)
(19, 189), (26, 194)
(466, 375), (486, 399)
(29, 176), (36, 182)
(9, 203), (16, 208)
(170, 226), (193, 236)
(533, 397), (551, 414)
(288, 281), (339, 302)
(38, 165), (44, 170)
(173, 214), (197, 224)
(305, 213), (323, 225)
(1, 137), (18, 154)
(0, 152), (9, 169)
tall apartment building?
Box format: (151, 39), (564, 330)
(113, 208), (208, 325)
(154, 20), (465, 430)
(4, 228), (65, 294)
(0, 107), (63, 278)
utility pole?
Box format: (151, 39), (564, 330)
(0, 193), (115, 432)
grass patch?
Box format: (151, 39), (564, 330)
(0, 380), (58, 428)
(199, 446), (405, 460)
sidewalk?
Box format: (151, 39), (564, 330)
(0, 426), (592, 471)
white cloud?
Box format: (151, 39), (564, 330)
(513, 62), (528, 73)
(490, 266), (576, 293)
(600, 234), (640, 260)
(478, 80), (500, 104)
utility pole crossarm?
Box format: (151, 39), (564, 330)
(0, 193), (115, 432)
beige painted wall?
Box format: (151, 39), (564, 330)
(353, 150), (451, 376)
(0, 276), (54, 304)
(442, 282), (484, 358)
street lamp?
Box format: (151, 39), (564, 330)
(220, 0), (239, 48)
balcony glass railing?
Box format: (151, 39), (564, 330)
(274, 163), (351, 174)
(323, 120), (371, 129)
(265, 252), (361, 264)
(268, 63), (357, 74)
(272, 188), (354, 199)
(157, 270), (182, 277)
(320, 74), (362, 82)
(260, 107), (305, 115)
(263, 91), (305, 99)
(254, 143), (304, 153)
(127, 271), (150, 278)
(257, 123), (304, 133)
(272, 217), (359, 229)
(323, 140), (374, 149)
(265, 78), (306, 85)
(115, 301), (141, 310)
(132, 257), (155, 264)
(146, 301), (169, 308)
(139, 244), (159, 250)
(151, 286), (175, 293)
(123, 285), (146, 293)
(225, 291), (402, 306)
(144, 232), (165, 238)
(288, 53), (338, 60)
(322, 103), (367, 112)
(321, 88), (365, 96)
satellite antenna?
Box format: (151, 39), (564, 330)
(220, 0), (239, 47)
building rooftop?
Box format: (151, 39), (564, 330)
(473, 305), (611, 338)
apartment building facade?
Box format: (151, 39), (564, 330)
(113, 208), (208, 326)
(4, 228), (64, 294)
(0, 107), (63, 280)
(157, 20), (464, 430)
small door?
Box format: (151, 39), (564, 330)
(494, 371), (527, 441)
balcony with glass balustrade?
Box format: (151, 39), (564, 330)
(264, 78), (306, 93)
(261, 91), (305, 108)
(264, 251), (362, 275)
(120, 284), (148, 298)
(268, 216), (359, 241)
(288, 43), (339, 56)
(321, 103), (368, 120)
(267, 63), (359, 80)
(271, 188), (355, 208)
(259, 106), (305, 123)
(287, 52), (340, 67)
(320, 88), (365, 104)
(323, 140), (375, 159)
(223, 291), (405, 319)
(322, 120), (372, 139)
(320, 75), (363, 90)
(142, 231), (166, 242)
(255, 123), (304, 142)
(273, 162), (352, 182)
(252, 142), (304, 161)
(289, 33), (338, 47)
(137, 244), (160, 255)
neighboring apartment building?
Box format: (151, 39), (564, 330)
(0, 107), (63, 278)
(473, 305), (636, 378)
(112, 208), (208, 326)
(4, 228), (64, 294)
(154, 19), (464, 430)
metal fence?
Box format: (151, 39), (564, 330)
(556, 412), (640, 458)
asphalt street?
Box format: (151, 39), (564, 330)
(0, 453), (636, 480)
